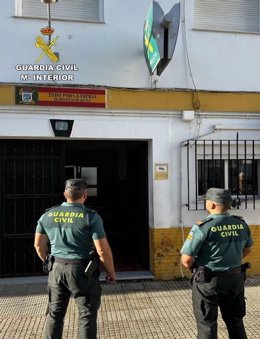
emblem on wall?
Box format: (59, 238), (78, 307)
(35, 27), (59, 63)
(15, 87), (38, 105)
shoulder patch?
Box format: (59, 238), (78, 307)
(195, 217), (213, 227)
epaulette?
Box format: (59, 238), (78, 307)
(195, 217), (213, 227)
(83, 206), (97, 214)
(45, 205), (59, 212)
(232, 215), (244, 221)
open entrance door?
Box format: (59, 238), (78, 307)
(65, 140), (149, 272)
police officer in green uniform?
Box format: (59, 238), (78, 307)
(34, 179), (116, 339)
(180, 188), (253, 339)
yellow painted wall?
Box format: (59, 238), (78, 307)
(0, 86), (15, 105)
(108, 88), (260, 113)
(2, 85), (260, 113)
(150, 225), (259, 280)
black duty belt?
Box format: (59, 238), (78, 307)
(54, 257), (89, 265)
(211, 266), (242, 276)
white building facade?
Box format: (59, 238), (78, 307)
(0, 0), (260, 279)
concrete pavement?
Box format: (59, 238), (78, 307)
(0, 275), (260, 339)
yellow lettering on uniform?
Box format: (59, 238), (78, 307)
(221, 231), (240, 237)
(54, 217), (74, 223)
(49, 211), (84, 218)
(212, 224), (245, 232)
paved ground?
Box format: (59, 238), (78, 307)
(0, 275), (260, 339)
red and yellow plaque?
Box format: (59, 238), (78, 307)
(38, 87), (106, 108)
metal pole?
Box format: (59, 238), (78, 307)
(47, 4), (51, 45)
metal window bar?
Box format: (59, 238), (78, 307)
(186, 140), (190, 209)
(185, 138), (259, 210)
(244, 140), (247, 209)
(195, 140), (198, 210)
(253, 140), (256, 208)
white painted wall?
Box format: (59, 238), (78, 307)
(1, 0), (260, 91)
(0, 107), (259, 227)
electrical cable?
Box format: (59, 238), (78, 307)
(182, 0), (197, 91)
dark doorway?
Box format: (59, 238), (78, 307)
(64, 140), (149, 272)
(0, 139), (149, 277)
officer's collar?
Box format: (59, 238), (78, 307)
(62, 202), (85, 207)
(209, 213), (230, 218)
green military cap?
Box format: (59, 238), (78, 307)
(65, 178), (88, 190)
(204, 187), (232, 205)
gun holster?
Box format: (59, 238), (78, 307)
(84, 250), (100, 278)
(241, 262), (251, 281)
(194, 266), (211, 284)
(42, 254), (54, 273)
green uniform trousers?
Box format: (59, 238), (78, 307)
(46, 262), (101, 339)
(192, 273), (247, 339)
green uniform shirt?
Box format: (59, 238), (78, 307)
(180, 213), (253, 271)
(36, 202), (106, 259)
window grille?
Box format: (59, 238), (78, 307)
(185, 137), (260, 210)
(194, 0), (260, 33)
(15, 0), (104, 23)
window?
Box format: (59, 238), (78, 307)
(15, 0), (104, 23)
(186, 139), (260, 210)
(198, 160), (224, 195)
(198, 159), (258, 196)
(194, 0), (260, 33)
(229, 160), (258, 195)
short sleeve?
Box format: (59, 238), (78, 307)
(180, 224), (205, 256)
(245, 226), (254, 248)
(35, 215), (46, 234)
(90, 213), (106, 240)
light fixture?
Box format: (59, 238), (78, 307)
(41, 0), (58, 3)
(50, 120), (74, 137)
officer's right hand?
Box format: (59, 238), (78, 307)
(106, 272), (116, 283)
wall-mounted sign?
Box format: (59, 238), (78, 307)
(143, 1), (180, 76)
(143, 1), (161, 74)
(155, 163), (169, 180)
(50, 119), (74, 137)
(15, 86), (106, 108)
(38, 87), (106, 108)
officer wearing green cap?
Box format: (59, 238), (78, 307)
(34, 178), (116, 339)
(180, 187), (253, 339)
